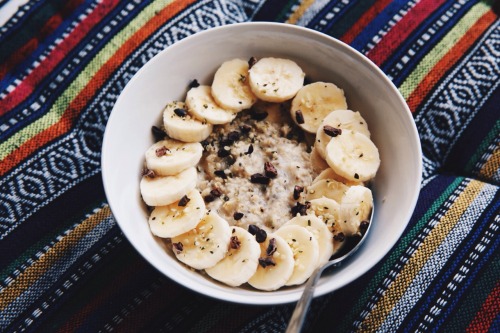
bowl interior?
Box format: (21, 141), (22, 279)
(102, 22), (422, 305)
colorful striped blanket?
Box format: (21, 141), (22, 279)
(0, 0), (498, 332)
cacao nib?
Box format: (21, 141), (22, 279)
(293, 185), (304, 200)
(227, 131), (240, 143)
(217, 147), (231, 158)
(250, 173), (270, 185)
(188, 79), (200, 88)
(173, 242), (183, 253)
(230, 236), (241, 249)
(178, 195), (190, 207)
(204, 194), (216, 203)
(264, 162), (278, 178)
(248, 56), (257, 69)
(354, 173), (360, 179)
(151, 126), (166, 141)
(245, 144), (254, 155)
(214, 170), (227, 179)
(291, 201), (311, 216)
(174, 108), (188, 117)
(248, 224), (259, 235)
(323, 125), (342, 137)
(266, 238), (277, 256)
(239, 124), (252, 134)
(155, 146), (170, 157)
(258, 256), (276, 268)
(295, 110), (305, 124)
(255, 228), (267, 243)
(233, 212), (244, 220)
(210, 188), (223, 197)
(142, 168), (155, 178)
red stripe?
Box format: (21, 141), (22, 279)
(0, 0), (196, 177)
(341, 0), (392, 45)
(0, 0), (83, 80)
(0, 0), (119, 115)
(466, 281), (500, 333)
(367, 0), (446, 66)
(406, 10), (496, 112)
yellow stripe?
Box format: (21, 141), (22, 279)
(358, 180), (484, 332)
(0, 206), (112, 311)
(0, 0), (174, 161)
(399, 2), (490, 100)
(479, 144), (500, 180)
(286, 0), (315, 25)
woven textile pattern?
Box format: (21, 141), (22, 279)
(0, 0), (499, 332)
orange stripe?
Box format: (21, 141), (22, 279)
(341, 0), (392, 44)
(0, 0), (196, 176)
(406, 10), (496, 113)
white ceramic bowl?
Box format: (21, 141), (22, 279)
(102, 22), (422, 305)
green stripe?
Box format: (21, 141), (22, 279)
(336, 177), (465, 332)
(0, 201), (107, 283)
(399, 2), (489, 99)
(442, 245), (500, 332)
(327, 0), (378, 38)
(465, 119), (500, 173)
(0, 0), (68, 62)
(0, 0), (174, 161)
(275, 0), (300, 22)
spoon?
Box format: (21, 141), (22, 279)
(285, 210), (374, 333)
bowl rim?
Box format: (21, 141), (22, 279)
(102, 21), (423, 305)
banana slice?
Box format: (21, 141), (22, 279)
(305, 178), (350, 203)
(145, 139), (203, 176)
(291, 82), (348, 133)
(163, 101), (213, 143)
(185, 85), (238, 125)
(211, 58), (257, 112)
(140, 167), (197, 206)
(171, 211), (231, 270)
(339, 185), (373, 236)
(284, 215), (333, 267)
(275, 225), (319, 286)
(205, 226), (261, 287)
(315, 109), (370, 160)
(312, 168), (364, 187)
(148, 189), (205, 238)
(247, 234), (294, 291)
(248, 57), (305, 103)
(325, 130), (380, 182)
(308, 197), (346, 254)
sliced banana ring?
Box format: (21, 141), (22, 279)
(163, 101), (212, 143)
(145, 139), (203, 176)
(315, 109), (370, 160)
(308, 197), (346, 255)
(205, 226), (261, 287)
(284, 215), (333, 267)
(140, 167), (197, 207)
(325, 130), (380, 182)
(211, 58), (257, 112)
(171, 211), (231, 270)
(148, 189), (205, 238)
(186, 85), (238, 125)
(305, 178), (350, 203)
(275, 224), (319, 286)
(291, 82), (347, 133)
(339, 185), (374, 236)
(247, 234), (294, 291)
(312, 168), (364, 187)
(248, 57), (305, 103)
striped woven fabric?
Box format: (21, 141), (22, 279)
(0, 0), (498, 332)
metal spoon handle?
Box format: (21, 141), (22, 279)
(285, 266), (323, 333)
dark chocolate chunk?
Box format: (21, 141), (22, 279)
(250, 173), (270, 185)
(178, 195), (190, 207)
(323, 125), (342, 137)
(151, 126), (166, 141)
(295, 110), (305, 124)
(264, 162), (278, 178)
(174, 108), (188, 117)
(293, 185), (304, 200)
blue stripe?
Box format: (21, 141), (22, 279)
(0, 0), (149, 142)
(0, 0), (45, 43)
(349, 0), (412, 52)
(385, 0), (478, 86)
